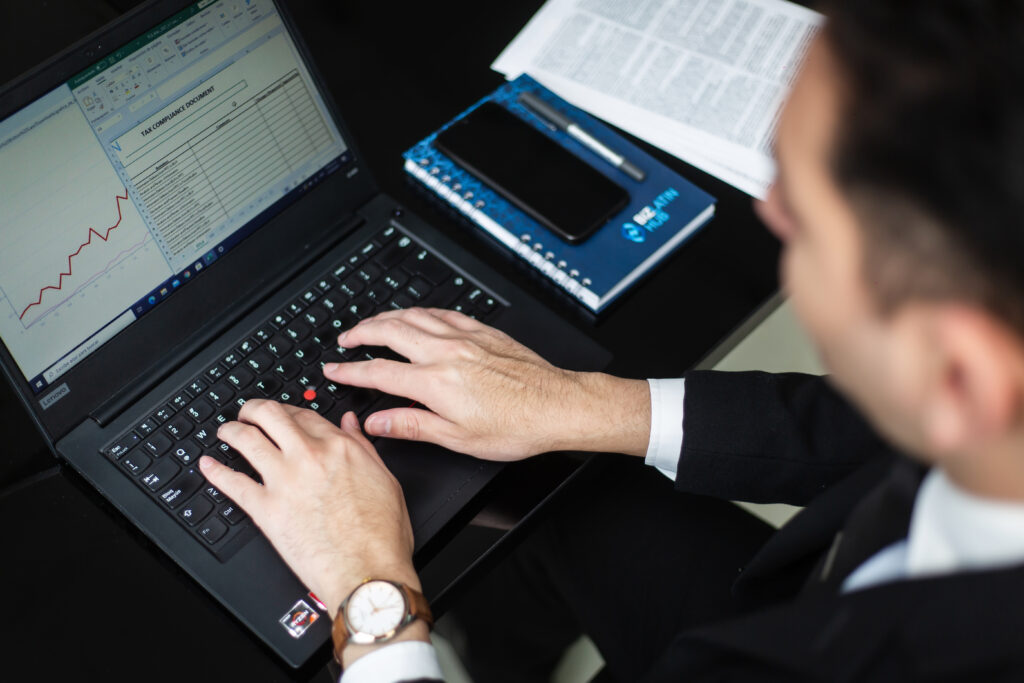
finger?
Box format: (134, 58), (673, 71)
(339, 410), (377, 454)
(235, 399), (310, 455)
(217, 418), (284, 479)
(337, 315), (459, 364)
(199, 456), (265, 512)
(363, 407), (462, 450)
(323, 358), (426, 401)
(275, 403), (342, 439)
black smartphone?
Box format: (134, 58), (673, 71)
(435, 101), (629, 244)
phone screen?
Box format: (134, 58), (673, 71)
(435, 102), (629, 244)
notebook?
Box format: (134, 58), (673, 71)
(0, 0), (609, 668)
(404, 75), (716, 314)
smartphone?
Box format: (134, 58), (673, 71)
(435, 101), (629, 244)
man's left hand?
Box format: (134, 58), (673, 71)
(198, 401), (419, 618)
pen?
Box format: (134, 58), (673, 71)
(517, 91), (646, 182)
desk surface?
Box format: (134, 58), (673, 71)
(0, 1), (778, 680)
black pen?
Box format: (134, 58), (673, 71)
(518, 91), (646, 182)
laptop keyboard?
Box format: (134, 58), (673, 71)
(100, 224), (503, 560)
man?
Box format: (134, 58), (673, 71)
(199, 1), (1024, 680)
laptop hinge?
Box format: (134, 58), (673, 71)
(89, 214), (365, 427)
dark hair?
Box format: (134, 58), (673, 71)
(822, 1), (1024, 334)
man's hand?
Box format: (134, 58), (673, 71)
(324, 307), (650, 460)
(198, 401), (418, 620)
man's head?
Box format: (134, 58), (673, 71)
(759, 1), (1024, 492)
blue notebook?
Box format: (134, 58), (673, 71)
(403, 74), (715, 314)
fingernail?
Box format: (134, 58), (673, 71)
(323, 362), (338, 373)
(367, 415), (391, 434)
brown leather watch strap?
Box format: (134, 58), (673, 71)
(402, 583), (434, 628)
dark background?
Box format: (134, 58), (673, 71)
(0, 1), (779, 680)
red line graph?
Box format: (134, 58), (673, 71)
(19, 188), (130, 321)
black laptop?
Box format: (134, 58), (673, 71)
(0, 0), (608, 667)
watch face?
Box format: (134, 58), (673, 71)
(345, 580), (408, 638)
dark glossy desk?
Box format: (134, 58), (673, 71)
(0, 1), (779, 680)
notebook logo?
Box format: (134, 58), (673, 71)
(621, 187), (680, 243)
(39, 383), (70, 410)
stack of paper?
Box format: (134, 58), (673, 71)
(492, 0), (822, 199)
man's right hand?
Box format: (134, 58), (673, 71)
(322, 308), (650, 461)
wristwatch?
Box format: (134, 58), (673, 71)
(332, 578), (434, 663)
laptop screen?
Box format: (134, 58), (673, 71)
(0, 0), (348, 394)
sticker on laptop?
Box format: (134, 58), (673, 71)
(280, 599), (319, 639)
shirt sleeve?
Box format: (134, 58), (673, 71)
(644, 378), (685, 481)
(340, 641), (444, 683)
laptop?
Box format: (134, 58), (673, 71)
(0, 0), (609, 668)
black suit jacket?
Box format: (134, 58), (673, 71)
(643, 370), (1024, 682)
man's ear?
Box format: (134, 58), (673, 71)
(920, 305), (1024, 453)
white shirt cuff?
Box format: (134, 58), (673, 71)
(340, 640), (443, 683)
(645, 378), (685, 481)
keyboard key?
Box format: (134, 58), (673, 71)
(220, 502), (247, 525)
(194, 425), (218, 448)
(165, 415), (194, 439)
(302, 289), (320, 305)
(266, 336), (293, 358)
(186, 379), (208, 397)
(309, 396), (334, 416)
(283, 321), (311, 342)
(292, 345), (318, 366)
(348, 298), (374, 319)
(345, 387), (378, 415)
(320, 297), (343, 319)
(204, 485), (227, 503)
(142, 433), (173, 457)
(311, 328), (336, 349)
(340, 276), (364, 298)
(314, 277), (333, 293)
(253, 377), (281, 397)
(270, 312), (290, 329)
(331, 263), (351, 281)
(245, 350), (274, 374)
(134, 418), (157, 437)
(237, 338), (258, 356)
(171, 441), (201, 465)
(405, 277), (432, 301)
(383, 270), (409, 291)
(206, 383), (235, 406)
(287, 300), (305, 316)
(375, 237), (412, 269)
(198, 518), (228, 544)
(225, 368), (253, 390)
(366, 286), (390, 306)
(253, 327), (272, 343)
(179, 495), (214, 527)
(272, 359), (301, 381)
(185, 398), (215, 422)
(170, 392), (190, 411)
(390, 294), (415, 310)
(216, 441), (240, 460)
(104, 433), (140, 460)
(357, 262), (383, 284)
(302, 305), (328, 327)
(141, 458), (179, 491)
(376, 225), (398, 243)
(121, 451), (151, 476)
(205, 363), (226, 381)
(159, 468), (203, 509)
(222, 350), (242, 368)
(275, 387), (302, 405)
(404, 249), (452, 285)
(296, 373), (317, 388)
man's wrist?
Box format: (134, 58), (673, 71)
(321, 559), (420, 623)
(552, 373), (651, 457)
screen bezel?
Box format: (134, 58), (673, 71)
(0, 0), (378, 441)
